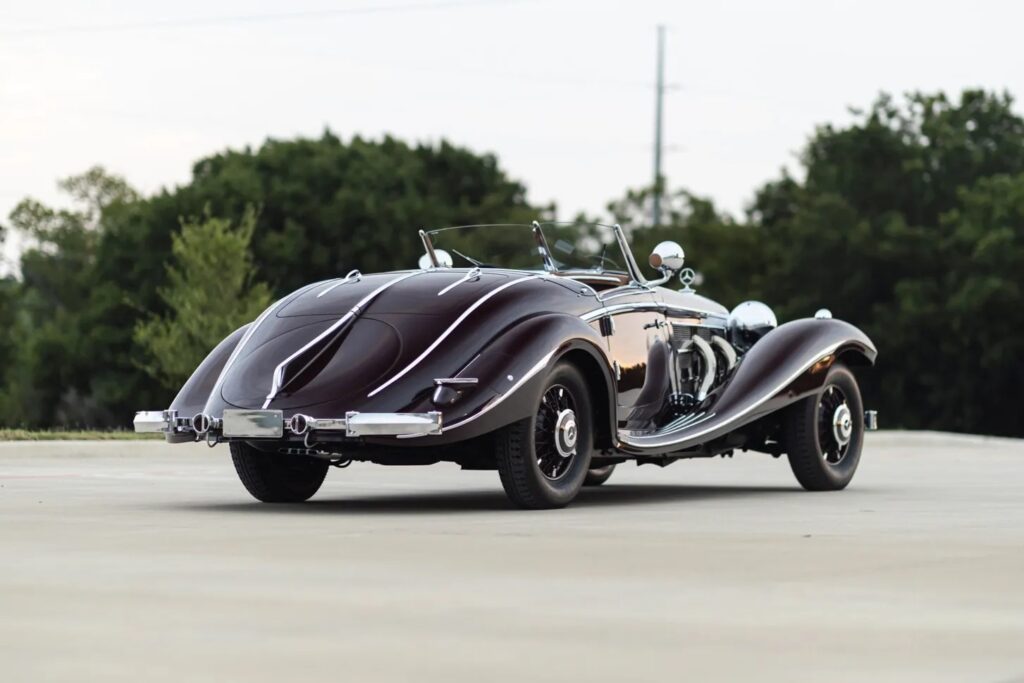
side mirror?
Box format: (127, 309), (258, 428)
(648, 241), (685, 274)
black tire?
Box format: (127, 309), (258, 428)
(230, 441), (329, 503)
(783, 363), (864, 491)
(495, 362), (594, 509)
(583, 464), (616, 487)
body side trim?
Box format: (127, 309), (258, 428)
(316, 269), (362, 298)
(397, 350), (558, 438)
(202, 280), (326, 415)
(367, 274), (544, 398)
(263, 271), (424, 408)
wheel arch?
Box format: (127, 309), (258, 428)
(556, 344), (616, 451)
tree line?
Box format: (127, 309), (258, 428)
(1, 89), (1021, 436)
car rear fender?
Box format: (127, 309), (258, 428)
(168, 325), (249, 421)
(387, 312), (615, 445)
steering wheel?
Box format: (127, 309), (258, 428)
(587, 253), (622, 271)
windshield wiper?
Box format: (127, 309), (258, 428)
(451, 248), (499, 268)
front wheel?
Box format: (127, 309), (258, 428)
(230, 442), (329, 503)
(783, 363), (864, 491)
(495, 362), (594, 509)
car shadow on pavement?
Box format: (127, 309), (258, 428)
(168, 483), (799, 515)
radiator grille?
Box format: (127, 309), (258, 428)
(670, 323), (719, 351)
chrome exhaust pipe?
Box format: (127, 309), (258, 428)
(688, 336), (717, 402)
(191, 412), (212, 435)
(289, 413), (312, 436)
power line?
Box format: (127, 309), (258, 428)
(0, 0), (523, 38)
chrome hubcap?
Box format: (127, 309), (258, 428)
(832, 404), (853, 446)
(555, 409), (578, 458)
(818, 385), (853, 465)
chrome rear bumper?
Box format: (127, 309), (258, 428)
(133, 409), (443, 439)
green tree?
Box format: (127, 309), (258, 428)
(1, 136), (540, 429)
(139, 132), (541, 293)
(748, 90), (1024, 435)
(0, 168), (139, 427)
(134, 208), (271, 390)
(608, 90), (1024, 437)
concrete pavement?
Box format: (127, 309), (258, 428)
(1, 432), (1022, 682)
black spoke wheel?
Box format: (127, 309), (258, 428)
(783, 362), (864, 491)
(534, 384), (579, 480)
(495, 362), (593, 509)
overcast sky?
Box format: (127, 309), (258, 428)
(2, 0), (1021, 271)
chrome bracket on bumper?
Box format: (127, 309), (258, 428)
(343, 411), (443, 437)
(133, 409), (190, 434)
(864, 410), (879, 431)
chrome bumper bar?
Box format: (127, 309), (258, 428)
(133, 409), (443, 438)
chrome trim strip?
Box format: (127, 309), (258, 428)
(664, 303), (729, 321)
(316, 269), (362, 298)
(202, 280), (325, 415)
(617, 341), (846, 450)
(580, 301), (663, 322)
(596, 286), (653, 303)
(580, 300), (728, 324)
(531, 221), (557, 273)
(367, 274), (543, 398)
(437, 267), (481, 296)
(419, 229), (440, 268)
(434, 377), (479, 386)
(562, 274), (625, 284)
(612, 223), (646, 285)
(671, 411), (712, 429)
(264, 271), (424, 408)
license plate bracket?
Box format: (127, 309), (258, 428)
(222, 409), (284, 438)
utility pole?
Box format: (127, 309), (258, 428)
(652, 24), (666, 228)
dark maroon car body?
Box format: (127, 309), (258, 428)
(137, 223), (876, 477)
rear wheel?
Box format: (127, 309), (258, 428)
(583, 464), (616, 487)
(783, 363), (864, 491)
(495, 362), (593, 509)
(230, 441), (329, 503)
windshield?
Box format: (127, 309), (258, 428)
(424, 222), (632, 276)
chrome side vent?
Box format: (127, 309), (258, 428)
(671, 323), (693, 350)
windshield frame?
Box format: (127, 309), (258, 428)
(419, 221), (646, 284)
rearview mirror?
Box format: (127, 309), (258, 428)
(648, 241), (685, 274)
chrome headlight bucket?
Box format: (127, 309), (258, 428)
(728, 301), (778, 351)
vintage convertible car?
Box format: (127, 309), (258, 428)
(135, 222), (878, 508)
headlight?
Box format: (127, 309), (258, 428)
(728, 301), (777, 351)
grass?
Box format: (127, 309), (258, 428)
(0, 429), (163, 441)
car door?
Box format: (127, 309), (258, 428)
(600, 289), (672, 432)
